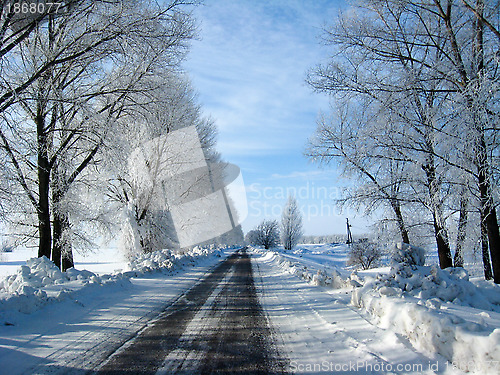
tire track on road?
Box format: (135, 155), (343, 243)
(94, 248), (287, 375)
(94, 251), (238, 375)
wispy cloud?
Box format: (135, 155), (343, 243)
(185, 0), (337, 158)
(183, 0), (363, 235)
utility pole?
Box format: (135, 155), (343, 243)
(346, 218), (353, 245)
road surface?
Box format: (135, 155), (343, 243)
(94, 248), (288, 374)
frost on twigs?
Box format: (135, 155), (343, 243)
(347, 240), (383, 270)
(391, 242), (425, 268)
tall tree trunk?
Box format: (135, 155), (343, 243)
(480, 208), (494, 280)
(483, 202), (500, 282)
(53, 210), (74, 271)
(391, 199), (410, 244)
(477, 135), (500, 283)
(52, 206), (62, 269)
(36, 112), (52, 259)
(51, 160), (75, 270)
(469, 0), (500, 282)
(61, 238), (74, 271)
(433, 215), (453, 269)
(441, 0), (499, 280)
(422, 162), (453, 269)
(454, 191), (468, 267)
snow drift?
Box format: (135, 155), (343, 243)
(0, 246), (225, 315)
(352, 246), (500, 374)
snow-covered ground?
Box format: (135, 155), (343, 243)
(252, 244), (500, 374)
(1, 243), (499, 374)
(0, 246), (231, 374)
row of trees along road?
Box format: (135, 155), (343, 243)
(246, 196), (303, 250)
(0, 1), (230, 270)
(306, 0), (500, 283)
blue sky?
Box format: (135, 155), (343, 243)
(183, 0), (372, 236)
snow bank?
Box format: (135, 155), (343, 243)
(0, 256), (129, 314)
(126, 246), (224, 275)
(280, 257), (347, 289)
(0, 246), (226, 315)
(352, 261), (500, 374)
(252, 247), (351, 289)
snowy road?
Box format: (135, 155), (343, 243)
(95, 248), (287, 374)
(1, 246), (468, 375)
(253, 250), (462, 375)
(95, 248), (460, 375)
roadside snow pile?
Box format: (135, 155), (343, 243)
(0, 256), (127, 314)
(0, 246), (227, 315)
(391, 242), (426, 267)
(278, 256), (347, 289)
(352, 244), (500, 374)
(128, 250), (174, 274)
(253, 247), (350, 289)
(127, 246), (224, 275)
(1, 256), (108, 294)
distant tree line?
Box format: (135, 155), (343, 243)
(298, 234), (368, 245)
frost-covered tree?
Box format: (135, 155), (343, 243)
(0, 0), (197, 269)
(0, 1), (82, 116)
(307, 102), (413, 246)
(245, 229), (261, 246)
(253, 220), (280, 250)
(307, 0), (500, 281)
(280, 195), (303, 250)
(104, 72), (244, 255)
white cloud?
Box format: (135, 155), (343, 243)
(184, 0), (335, 159)
(182, 0), (357, 235)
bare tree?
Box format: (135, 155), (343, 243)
(347, 240), (383, 270)
(0, 0), (197, 269)
(281, 195), (303, 250)
(307, 0), (500, 281)
(253, 220), (280, 250)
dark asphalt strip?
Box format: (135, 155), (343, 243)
(93, 248), (287, 375)
(93, 251), (239, 375)
(198, 250), (288, 375)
